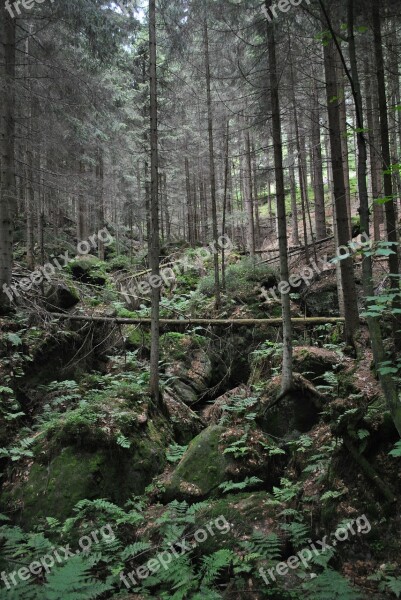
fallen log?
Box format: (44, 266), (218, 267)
(50, 314), (345, 327)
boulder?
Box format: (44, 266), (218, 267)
(45, 282), (80, 311)
(163, 390), (205, 444)
(164, 425), (229, 500)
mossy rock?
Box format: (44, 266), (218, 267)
(2, 418), (169, 528)
(45, 282), (80, 311)
(257, 374), (322, 438)
(67, 256), (108, 286)
(164, 390), (205, 444)
(194, 492), (283, 554)
(164, 425), (229, 500)
(302, 280), (339, 317)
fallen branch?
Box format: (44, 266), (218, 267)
(50, 314), (345, 327)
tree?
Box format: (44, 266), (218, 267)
(0, 12), (16, 314)
(149, 0), (161, 403)
(266, 2), (293, 395)
(322, 12), (360, 346)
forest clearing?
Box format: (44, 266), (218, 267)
(0, 0), (401, 598)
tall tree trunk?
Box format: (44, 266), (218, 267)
(311, 75), (327, 240)
(266, 5), (293, 395)
(365, 56), (384, 241)
(222, 120), (230, 289)
(243, 115), (255, 256)
(0, 13), (16, 312)
(288, 127), (300, 246)
(372, 1), (401, 349)
(203, 17), (221, 308)
(323, 17), (359, 345)
(345, 0), (401, 435)
(149, 0), (160, 403)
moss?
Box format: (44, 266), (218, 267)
(125, 326), (150, 352)
(164, 425), (229, 500)
(160, 332), (208, 362)
(2, 424), (168, 529)
(194, 492), (275, 553)
(67, 256), (108, 286)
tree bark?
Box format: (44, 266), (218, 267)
(149, 0), (160, 403)
(323, 18), (359, 345)
(203, 17), (221, 308)
(0, 13), (16, 313)
(266, 4), (293, 394)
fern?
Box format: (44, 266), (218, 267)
(389, 441), (401, 457)
(44, 555), (112, 599)
(273, 478), (301, 502)
(244, 531), (281, 562)
(218, 477), (263, 493)
(383, 576), (401, 598)
(166, 443), (188, 463)
(303, 568), (362, 599)
(201, 549), (234, 586)
(121, 541), (151, 560)
(280, 521), (310, 550)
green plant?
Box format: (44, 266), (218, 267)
(273, 478), (302, 503)
(389, 441), (401, 457)
(218, 477), (263, 494)
(303, 568), (363, 599)
(166, 443), (188, 463)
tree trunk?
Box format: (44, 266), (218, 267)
(372, 1), (401, 349)
(0, 13), (16, 313)
(149, 0), (160, 403)
(346, 0), (401, 436)
(323, 19), (359, 345)
(311, 75), (327, 239)
(266, 3), (293, 394)
(203, 17), (221, 308)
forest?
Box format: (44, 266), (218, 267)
(0, 0), (401, 598)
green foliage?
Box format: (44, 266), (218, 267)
(280, 521), (310, 550)
(303, 568), (363, 599)
(389, 441), (401, 457)
(200, 549), (234, 586)
(223, 431), (251, 458)
(219, 395), (258, 424)
(0, 435), (39, 462)
(369, 565), (401, 597)
(43, 556), (112, 599)
(273, 478), (302, 503)
(198, 257), (278, 303)
(166, 443), (188, 463)
(218, 477), (263, 494)
(243, 531), (281, 562)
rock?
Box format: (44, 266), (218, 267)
(252, 345), (346, 386)
(67, 256), (108, 286)
(258, 374), (323, 438)
(163, 390), (205, 444)
(302, 279), (339, 317)
(1, 414), (170, 527)
(164, 425), (229, 500)
(45, 282), (80, 311)
(161, 333), (212, 406)
(202, 385), (251, 424)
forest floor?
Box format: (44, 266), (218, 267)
(0, 241), (400, 600)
